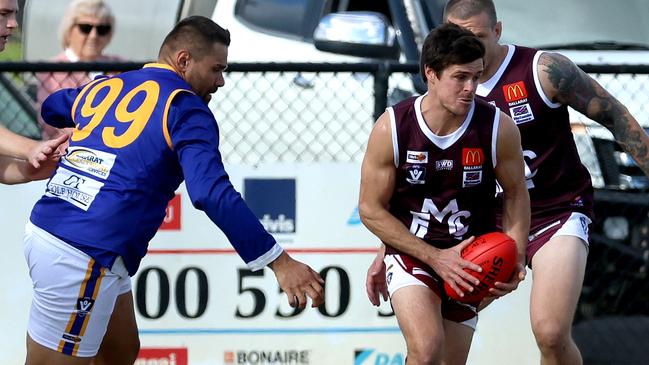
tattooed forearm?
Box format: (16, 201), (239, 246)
(540, 52), (649, 176)
(614, 118), (649, 175)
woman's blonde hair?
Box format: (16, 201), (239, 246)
(58, 0), (115, 49)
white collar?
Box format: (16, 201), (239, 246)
(64, 48), (80, 62)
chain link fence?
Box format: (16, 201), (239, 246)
(1, 61), (648, 360)
(212, 68), (375, 164)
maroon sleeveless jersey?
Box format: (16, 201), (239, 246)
(386, 95), (499, 253)
(477, 45), (593, 220)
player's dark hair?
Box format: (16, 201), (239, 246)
(159, 15), (230, 59)
(419, 23), (485, 83)
(443, 0), (498, 26)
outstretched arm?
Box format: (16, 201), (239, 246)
(0, 134), (68, 184)
(0, 157), (35, 184)
(170, 95), (324, 308)
(538, 52), (649, 176)
(0, 156), (56, 184)
(269, 251), (325, 308)
(27, 133), (70, 168)
(0, 125), (39, 159)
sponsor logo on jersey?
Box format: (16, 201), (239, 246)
(76, 297), (95, 317)
(503, 81), (528, 103)
(244, 179), (296, 234)
(462, 170), (483, 187)
(462, 148), (484, 167)
(509, 103), (535, 124)
(61, 333), (82, 343)
(580, 216), (590, 235)
(406, 150), (428, 163)
(435, 159), (453, 171)
(571, 195), (585, 207)
(461, 148), (484, 186)
(406, 165), (426, 184)
(409, 198), (471, 239)
(62, 146), (116, 179)
(46, 167), (104, 211)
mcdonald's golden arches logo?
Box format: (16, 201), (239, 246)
(502, 81), (528, 103)
(462, 148), (484, 166)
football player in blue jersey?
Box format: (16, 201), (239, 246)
(24, 16), (324, 365)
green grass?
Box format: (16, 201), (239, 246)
(0, 35), (23, 61)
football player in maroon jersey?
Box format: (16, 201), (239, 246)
(360, 23), (529, 365)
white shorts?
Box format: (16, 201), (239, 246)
(527, 212), (592, 265)
(23, 222), (131, 357)
(385, 254), (478, 330)
(553, 212), (591, 244)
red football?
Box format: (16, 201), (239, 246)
(444, 232), (518, 303)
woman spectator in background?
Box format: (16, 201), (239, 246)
(37, 0), (122, 139)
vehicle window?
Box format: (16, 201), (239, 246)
(495, 0), (649, 49)
(420, 0), (446, 28)
(234, 0), (327, 41)
(340, 0), (391, 20)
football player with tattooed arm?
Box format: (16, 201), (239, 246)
(366, 1), (649, 364)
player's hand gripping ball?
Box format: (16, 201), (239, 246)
(444, 232), (517, 303)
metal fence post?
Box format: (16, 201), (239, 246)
(373, 61), (390, 122)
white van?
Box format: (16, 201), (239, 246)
(22, 0), (649, 187)
(190, 0), (649, 189)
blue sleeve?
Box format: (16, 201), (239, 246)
(40, 88), (80, 128)
(168, 94), (282, 270)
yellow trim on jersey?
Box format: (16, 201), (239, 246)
(143, 62), (195, 151)
(143, 62), (178, 73)
(162, 89), (194, 150)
